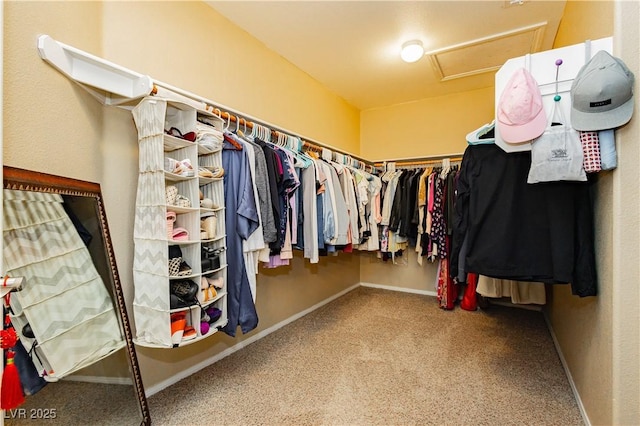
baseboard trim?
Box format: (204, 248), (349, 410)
(359, 282), (438, 297)
(64, 375), (132, 386)
(543, 311), (591, 426)
(145, 283), (361, 397)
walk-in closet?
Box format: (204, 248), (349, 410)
(2, 1), (638, 425)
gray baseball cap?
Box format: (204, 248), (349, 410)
(570, 50), (634, 131)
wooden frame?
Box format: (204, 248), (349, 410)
(3, 166), (150, 425)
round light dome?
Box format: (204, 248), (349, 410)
(400, 40), (424, 63)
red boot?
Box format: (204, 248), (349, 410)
(460, 273), (478, 311)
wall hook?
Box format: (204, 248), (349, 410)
(554, 59), (563, 101)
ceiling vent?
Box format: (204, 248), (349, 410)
(425, 22), (547, 81)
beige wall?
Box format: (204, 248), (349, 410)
(546, 1), (618, 425)
(611, 2), (639, 423)
(3, 1), (105, 181)
(553, 0), (613, 47)
(360, 86), (494, 160)
(4, 1), (361, 392)
(102, 1), (360, 156)
(359, 250), (438, 295)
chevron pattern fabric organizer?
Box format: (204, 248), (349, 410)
(3, 189), (125, 379)
(131, 97), (228, 348)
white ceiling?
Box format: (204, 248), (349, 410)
(208, 1), (567, 111)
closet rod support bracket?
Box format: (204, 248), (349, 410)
(37, 34), (154, 106)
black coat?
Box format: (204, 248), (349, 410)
(451, 144), (597, 297)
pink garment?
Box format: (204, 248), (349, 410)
(428, 174), (436, 213)
(290, 194), (297, 245)
(280, 221), (293, 260)
(274, 151), (284, 176)
(316, 164), (327, 194)
(437, 237), (457, 310)
(580, 131), (602, 173)
(264, 255), (290, 268)
(373, 192), (382, 224)
(425, 174), (435, 257)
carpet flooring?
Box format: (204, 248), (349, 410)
(4, 381), (141, 425)
(148, 287), (583, 425)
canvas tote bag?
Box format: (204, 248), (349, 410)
(527, 101), (587, 184)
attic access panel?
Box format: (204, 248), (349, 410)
(426, 22), (547, 81)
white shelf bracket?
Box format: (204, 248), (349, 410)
(1, 276), (24, 298)
(37, 34), (154, 106)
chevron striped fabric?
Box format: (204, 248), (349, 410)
(3, 189), (125, 380)
(132, 97), (175, 346)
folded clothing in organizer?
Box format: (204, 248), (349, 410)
(196, 122), (223, 152)
(201, 211), (218, 239)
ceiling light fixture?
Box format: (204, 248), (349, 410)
(400, 40), (424, 63)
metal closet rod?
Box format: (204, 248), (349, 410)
(374, 154), (464, 168)
(36, 35), (459, 171)
(149, 83), (374, 166)
(394, 158), (463, 169)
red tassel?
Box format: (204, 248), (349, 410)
(1, 350), (25, 410)
(1, 327), (18, 350)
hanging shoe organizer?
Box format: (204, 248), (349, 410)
(131, 97), (228, 348)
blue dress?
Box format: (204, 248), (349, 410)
(222, 141), (260, 336)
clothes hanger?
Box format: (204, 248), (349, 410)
(223, 113), (230, 133)
(237, 117), (251, 141)
(235, 116), (245, 137)
(223, 133), (243, 150)
(223, 116), (243, 150)
(381, 162), (396, 180)
(263, 125), (272, 143)
(291, 136), (312, 168)
(250, 120), (259, 140)
(466, 120), (495, 145)
(441, 158), (451, 178)
(321, 148), (332, 162)
(229, 115), (237, 133)
(305, 147), (320, 159)
(214, 109), (223, 127)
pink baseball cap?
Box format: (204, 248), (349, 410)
(497, 68), (547, 143)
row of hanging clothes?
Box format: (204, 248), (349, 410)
(218, 117), (383, 336)
(377, 159), (462, 309)
(373, 117), (596, 312)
